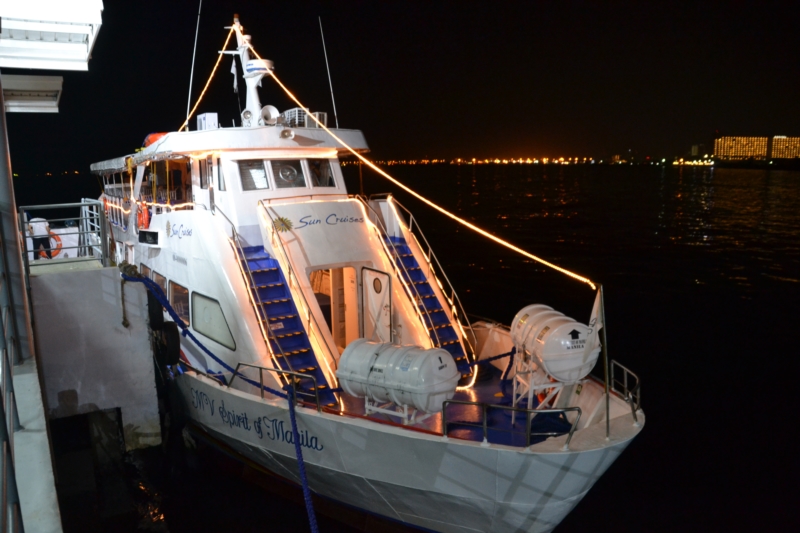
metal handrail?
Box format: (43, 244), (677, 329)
(610, 359), (641, 424)
(19, 201), (109, 276)
(0, 213), (26, 531)
(442, 399), (582, 449)
(229, 363), (321, 412)
(367, 194), (477, 356)
(212, 206), (297, 381)
(257, 201), (341, 367)
(355, 196), (447, 348)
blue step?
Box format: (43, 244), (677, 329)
(382, 236), (472, 378)
(238, 246), (337, 407)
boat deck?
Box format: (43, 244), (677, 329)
(336, 365), (573, 448)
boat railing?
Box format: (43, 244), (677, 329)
(257, 201), (341, 368)
(355, 196), (449, 348)
(610, 359), (641, 424)
(228, 363), (321, 412)
(442, 400), (582, 450)
(18, 200), (110, 276)
(366, 194), (477, 357)
(213, 206), (301, 381)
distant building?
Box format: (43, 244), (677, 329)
(714, 137), (768, 160)
(770, 136), (800, 159)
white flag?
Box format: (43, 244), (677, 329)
(231, 57), (238, 93)
(584, 289), (603, 357)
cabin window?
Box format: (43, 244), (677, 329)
(140, 264), (151, 279)
(170, 281), (190, 325)
(238, 160), (270, 190)
(217, 158), (226, 191)
(271, 160), (307, 189)
(310, 267), (359, 354)
(153, 271), (167, 296)
(308, 159), (335, 187)
(199, 158), (209, 189)
(191, 292), (236, 350)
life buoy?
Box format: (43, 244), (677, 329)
(137, 204), (150, 229)
(39, 232), (63, 259)
(143, 132), (168, 147)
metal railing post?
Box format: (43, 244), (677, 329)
(100, 207), (109, 267)
(600, 284), (610, 439)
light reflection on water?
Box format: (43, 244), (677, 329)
(375, 164), (800, 307)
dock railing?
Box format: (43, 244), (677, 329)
(18, 200), (109, 276)
(0, 220), (25, 531)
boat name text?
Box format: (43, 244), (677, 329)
(295, 214), (364, 229)
(189, 388), (323, 451)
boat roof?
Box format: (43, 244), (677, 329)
(90, 124), (369, 174)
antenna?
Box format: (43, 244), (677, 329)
(318, 17), (339, 128)
(186, 0), (204, 125)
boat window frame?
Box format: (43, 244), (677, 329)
(237, 159), (271, 191)
(271, 159), (307, 189)
(169, 280), (191, 326)
(198, 157), (208, 190)
(307, 158), (336, 188)
(152, 270), (167, 297)
(140, 263), (151, 279)
(217, 157), (226, 191)
(191, 292), (236, 350)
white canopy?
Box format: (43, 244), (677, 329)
(0, 0), (104, 71)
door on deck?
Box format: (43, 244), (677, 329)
(362, 268), (392, 343)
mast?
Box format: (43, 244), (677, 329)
(231, 15), (274, 127)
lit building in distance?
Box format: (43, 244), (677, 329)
(770, 136), (800, 159)
(714, 137), (768, 160)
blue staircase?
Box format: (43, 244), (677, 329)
(238, 246), (338, 407)
(383, 236), (473, 379)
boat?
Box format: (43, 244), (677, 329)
(90, 15), (644, 533)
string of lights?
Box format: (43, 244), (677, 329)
(178, 26), (235, 132)
(241, 40), (597, 291)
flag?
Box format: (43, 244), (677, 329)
(584, 289), (603, 357)
(231, 56), (238, 93)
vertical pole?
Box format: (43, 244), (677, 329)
(100, 205), (109, 267)
(186, 0), (204, 125)
(0, 74), (35, 364)
(600, 284), (611, 439)
(318, 17), (339, 129)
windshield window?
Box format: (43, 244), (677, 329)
(238, 160), (270, 190)
(308, 159), (335, 187)
(271, 160), (307, 189)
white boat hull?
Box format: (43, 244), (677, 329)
(177, 372), (643, 533)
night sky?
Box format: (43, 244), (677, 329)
(4, 0), (800, 173)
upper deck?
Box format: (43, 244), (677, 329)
(89, 122), (369, 174)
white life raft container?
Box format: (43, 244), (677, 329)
(336, 339), (460, 413)
(510, 304), (601, 383)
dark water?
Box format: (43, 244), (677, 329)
(351, 163), (800, 533)
(49, 163), (799, 532)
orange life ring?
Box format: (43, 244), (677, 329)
(39, 232), (63, 259)
(137, 204), (150, 229)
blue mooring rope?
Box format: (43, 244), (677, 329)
(287, 387), (320, 533)
(122, 272), (320, 532)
